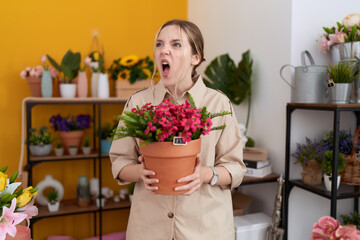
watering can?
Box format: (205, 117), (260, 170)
(280, 51), (328, 103)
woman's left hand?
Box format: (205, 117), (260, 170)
(175, 157), (204, 196)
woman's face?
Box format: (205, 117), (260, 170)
(155, 25), (200, 90)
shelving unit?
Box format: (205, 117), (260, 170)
(25, 97), (130, 239)
(283, 103), (360, 239)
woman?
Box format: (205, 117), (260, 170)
(109, 19), (246, 240)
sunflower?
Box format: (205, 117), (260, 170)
(142, 68), (152, 79)
(118, 70), (130, 80)
(120, 55), (139, 67)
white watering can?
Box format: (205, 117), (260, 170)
(280, 51), (328, 103)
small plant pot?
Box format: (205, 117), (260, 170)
(82, 146), (91, 155)
(29, 144), (52, 156)
(324, 174), (341, 192)
(47, 201), (60, 212)
(68, 147), (78, 156)
(54, 147), (64, 156)
(96, 198), (106, 208)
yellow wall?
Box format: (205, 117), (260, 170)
(0, 0), (187, 239)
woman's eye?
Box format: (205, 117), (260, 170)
(173, 43), (181, 47)
(156, 42), (163, 47)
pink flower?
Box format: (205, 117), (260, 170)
(311, 216), (360, 240)
(335, 225), (360, 239)
(84, 56), (92, 66)
(49, 66), (59, 79)
(144, 122), (156, 135)
(41, 55), (47, 63)
(20, 70), (27, 79)
(0, 198), (27, 239)
(17, 199), (38, 227)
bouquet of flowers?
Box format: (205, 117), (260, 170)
(320, 13), (360, 51)
(311, 216), (360, 239)
(89, 50), (105, 73)
(20, 56), (59, 80)
(0, 166), (38, 239)
(108, 55), (154, 84)
(49, 114), (91, 132)
(113, 94), (231, 144)
(322, 129), (359, 155)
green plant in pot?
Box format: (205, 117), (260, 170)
(203, 50), (254, 147)
(82, 136), (91, 155)
(341, 211), (360, 230)
(100, 122), (117, 154)
(54, 142), (64, 157)
(46, 188), (60, 212)
(27, 126), (57, 156)
(322, 150), (346, 191)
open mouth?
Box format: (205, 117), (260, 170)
(162, 61), (170, 77)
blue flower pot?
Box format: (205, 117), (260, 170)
(100, 139), (112, 154)
(41, 70), (53, 98)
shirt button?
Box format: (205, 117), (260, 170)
(168, 212), (174, 218)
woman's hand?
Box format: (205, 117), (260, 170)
(138, 156), (159, 192)
(175, 157), (205, 196)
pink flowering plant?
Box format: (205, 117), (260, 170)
(20, 56), (59, 80)
(311, 216), (360, 239)
(0, 166), (38, 239)
(320, 13), (360, 51)
(113, 94), (231, 145)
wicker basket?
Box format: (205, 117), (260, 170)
(341, 126), (360, 185)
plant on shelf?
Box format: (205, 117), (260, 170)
(89, 50), (105, 73)
(47, 49), (81, 83)
(68, 145), (78, 156)
(82, 136), (91, 155)
(203, 50), (254, 146)
(108, 55), (154, 84)
(341, 211), (360, 230)
(100, 122), (117, 154)
(322, 129), (359, 155)
(321, 150), (346, 176)
(327, 62), (360, 84)
(46, 188), (60, 212)
(0, 166), (38, 238)
(27, 126), (58, 156)
(54, 142), (64, 157)
(320, 13), (360, 51)
(311, 216), (360, 239)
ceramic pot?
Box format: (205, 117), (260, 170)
(54, 147), (64, 156)
(77, 71), (88, 98)
(58, 130), (84, 154)
(29, 144), (52, 156)
(47, 201), (60, 212)
(96, 198), (106, 207)
(98, 73), (109, 98)
(41, 70), (53, 98)
(91, 72), (100, 97)
(59, 83), (76, 98)
(68, 146), (78, 155)
(139, 138), (201, 195)
(324, 174), (341, 192)
(82, 146), (91, 155)
(5, 226), (31, 240)
(35, 175), (64, 206)
(100, 139), (112, 154)
(26, 76), (42, 97)
(301, 159), (322, 185)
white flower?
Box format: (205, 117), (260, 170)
(342, 13), (360, 29)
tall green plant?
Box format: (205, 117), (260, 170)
(327, 62), (360, 84)
(47, 50), (81, 83)
(203, 50), (253, 134)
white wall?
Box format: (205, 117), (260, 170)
(189, 0), (360, 239)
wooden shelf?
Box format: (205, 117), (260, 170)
(242, 173), (280, 185)
(24, 97), (128, 104)
(35, 198), (131, 219)
(29, 152), (110, 162)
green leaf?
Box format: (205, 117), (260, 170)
(0, 166), (7, 173)
(61, 64), (74, 82)
(47, 54), (61, 71)
(9, 171), (18, 184)
(323, 27), (335, 34)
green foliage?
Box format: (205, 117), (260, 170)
(46, 188), (58, 203)
(245, 136), (255, 147)
(100, 122), (118, 140)
(47, 49), (81, 83)
(323, 22), (360, 42)
(84, 136), (90, 147)
(27, 126), (57, 146)
(321, 150), (346, 175)
(327, 62), (360, 84)
(56, 142), (62, 148)
(341, 211), (360, 230)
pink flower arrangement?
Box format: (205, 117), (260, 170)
(113, 94), (231, 144)
(320, 13), (360, 52)
(311, 216), (360, 240)
(20, 56), (59, 80)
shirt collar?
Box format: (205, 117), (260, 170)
(153, 76), (207, 107)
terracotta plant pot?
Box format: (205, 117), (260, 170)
(139, 138), (201, 195)
(301, 159), (322, 185)
(58, 130), (84, 154)
(5, 225), (31, 240)
(26, 76), (42, 97)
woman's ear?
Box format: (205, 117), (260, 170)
(191, 54), (201, 66)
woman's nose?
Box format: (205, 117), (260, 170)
(160, 43), (170, 55)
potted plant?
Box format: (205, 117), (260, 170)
(96, 194), (106, 208)
(312, 216), (360, 239)
(100, 122), (117, 154)
(203, 50), (254, 146)
(68, 145), (78, 156)
(113, 94), (231, 194)
(54, 142), (64, 156)
(82, 136), (91, 155)
(108, 55), (154, 98)
(46, 188), (60, 212)
(327, 61), (360, 104)
(341, 211), (360, 230)
(47, 49), (81, 98)
(88, 50), (106, 97)
(291, 137), (328, 185)
(322, 150), (346, 191)
(322, 129), (355, 155)
(49, 114), (91, 153)
(27, 126), (57, 156)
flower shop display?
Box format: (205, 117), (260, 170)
(113, 94), (231, 194)
(46, 188), (60, 212)
(108, 55), (154, 98)
(82, 136), (91, 155)
(47, 50), (81, 98)
(49, 114), (91, 153)
(0, 166), (38, 240)
(327, 61), (360, 104)
(291, 137), (328, 185)
(27, 126), (57, 156)
(311, 216), (360, 239)
(321, 150), (346, 191)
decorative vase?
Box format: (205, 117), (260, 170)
(59, 83), (77, 98)
(5, 225), (31, 240)
(115, 79), (150, 99)
(77, 71), (88, 98)
(329, 83), (352, 104)
(100, 139), (112, 154)
(47, 201), (60, 212)
(77, 175), (91, 207)
(98, 73), (110, 98)
(301, 159), (322, 185)
(139, 138), (201, 195)
(26, 76), (42, 97)
(29, 144), (52, 156)
(90, 178), (99, 197)
(41, 70), (53, 98)
(91, 72), (100, 97)
(35, 175), (64, 206)
(324, 174), (341, 192)
(58, 130), (84, 154)
(96, 198), (106, 208)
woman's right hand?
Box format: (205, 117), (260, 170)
(138, 156), (159, 192)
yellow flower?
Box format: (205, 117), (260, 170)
(93, 52), (100, 61)
(17, 186), (38, 207)
(120, 55), (139, 67)
(142, 69), (152, 79)
(118, 70), (130, 80)
(0, 172), (8, 191)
